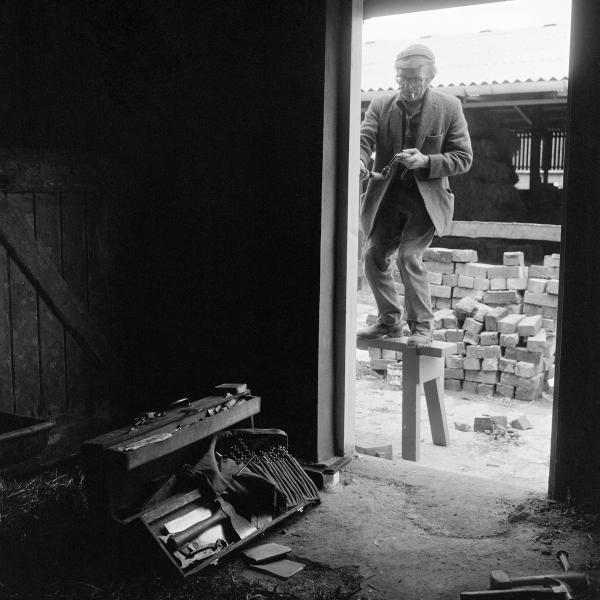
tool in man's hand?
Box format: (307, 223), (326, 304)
(362, 152), (410, 181)
(460, 550), (590, 599)
(166, 497), (256, 552)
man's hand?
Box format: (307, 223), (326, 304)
(398, 148), (430, 170)
(359, 160), (370, 180)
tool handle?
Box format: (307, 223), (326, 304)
(557, 550), (571, 572)
(166, 509), (226, 551)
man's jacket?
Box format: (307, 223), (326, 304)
(360, 88), (473, 238)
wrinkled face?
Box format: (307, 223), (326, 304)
(395, 65), (434, 103)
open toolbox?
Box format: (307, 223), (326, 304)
(82, 384), (320, 577)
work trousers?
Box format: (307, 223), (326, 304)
(362, 180), (436, 328)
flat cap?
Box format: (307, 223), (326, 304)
(394, 44), (435, 69)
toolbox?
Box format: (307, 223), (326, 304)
(82, 384), (319, 577)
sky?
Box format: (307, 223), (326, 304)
(363, 0), (572, 41)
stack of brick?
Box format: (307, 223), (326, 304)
(367, 248), (560, 399)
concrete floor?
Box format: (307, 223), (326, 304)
(234, 456), (600, 599)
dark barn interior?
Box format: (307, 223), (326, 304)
(2, 0), (600, 597)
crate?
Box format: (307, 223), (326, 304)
(0, 411), (55, 468)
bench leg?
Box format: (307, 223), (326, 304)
(401, 348), (420, 461)
(423, 376), (450, 447)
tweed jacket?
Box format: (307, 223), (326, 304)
(360, 88), (473, 238)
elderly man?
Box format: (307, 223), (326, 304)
(357, 44), (472, 347)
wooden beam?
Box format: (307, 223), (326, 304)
(364, 0), (509, 19)
(0, 193), (107, 367)
(447, 221), (561, 242)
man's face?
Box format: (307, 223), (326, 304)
(396, 65), (433, 104)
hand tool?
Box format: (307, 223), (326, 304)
(166, 497), (256, 551)
(180, 537), (227, 558)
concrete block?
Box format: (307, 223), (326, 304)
(483, 290), (523, 305)
(510, 415), (533, 430)
(436, 297), (452, 310)
(445, 368), (465, 380)
(480, 331), (499, 346)
(463, 331), (480, 345)
(527, 329), (548, 353)
(426, 260), (455, 274)
(446, 354), (464, 369)
(446, 380), (463, 392)
(485, 306), (510, 331)
(431, 284), (452, 299)
(452, 249), (478, 262)
(454, 420), (471, 431)
(462, 380), (478, 394)
(527, 278), (547, 293)
(443, 315), (459, 329)
(481, 345), (502, 358)
(499, 357), (517, 373)
(497, 314), (526, 334)
(503, 251), (525, 266)
(428, 271), (443, 285)
(543, 253), (560, 268)
(464, 317), (484, 335)
(457, 274), (475, 288)
(472, 303), (492, 322)
(482, 358), (499, 371)
(515, 361), (537, 378)
(495, 383), (515, 398)
(446, 329), (464, 342)
(463, 357), (481, 370)
(500, 333), (519, 347)
(546, 279), (559, 295)
(490, 277), (506, 290)
(433, 329), (447, 342)
(517, 315), (543, 337)
(455, 262), (490, 279)
(473, 277), (490, 291)
(424, 247), (454, 263)
(464, 369), (499, 384)
(453, 287), (484, 300)
(442, 273), (459, 287)
(477, 383), (495, 396)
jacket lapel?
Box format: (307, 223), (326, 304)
(414, 88), (436, 151)
(387, 92), (405, 154)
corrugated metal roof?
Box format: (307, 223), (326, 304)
(361, 24), (570, 92)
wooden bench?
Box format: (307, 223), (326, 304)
(356, 337), (457, 461)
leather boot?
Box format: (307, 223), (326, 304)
(357, 319), (407, 340)
(407, 322), (432, 347)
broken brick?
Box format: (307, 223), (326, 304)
(500, 333), (519, 347)
(510, 416), (533, 430)
(454, 420), (471, 431)
(517, 315), (543, 337)
(485, 306), (510, 331)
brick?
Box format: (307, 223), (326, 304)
(481, 345), (502, 358)
(515, 386), (542, 401)
(462, 380), (478, 394)
(527, 329), (548, 353)
(485, 306), (510, 331)
(487, 265), (511, 278)
(529, 264), (559, 279)
(369, 347), (382, 359)
(480, 331), (499, 346)
(456, 342), (466, 355)
(428, 271), (443, 285)
(511, 415), (533, 430)
(490, 277), (506, 290)
(495, 383), (515, 398)
(499, 357), (517, 373)
(542, 318), (556, 333)
(517, 315), (543, 337)
(500, 372), (543, 393)
(500, 333), (519, 347)
(543, 253), (560, 268)
(452, 249), (478, 262)
(455, 262), (490, 279)
(382, 349), (398, 359)
(546, 279), (559, 295)
(446, 354), (464, 369)
(443, 315), (458, 329)
(482, 358), (499, 371)
(507, 275), (528, 290)
(477, 383), (495, 396)
(426, 260), (455, 274)
(424, 247), (454, 263)
(431, 284), (452, 299)
(464, 369), (499, 384)
(463, 331), (480, 345)
(514, 347), (544, 366)
(473, 277), (490, 291)
(522, 303), (541, 316)
(527, 278), (547, 293)
(445, 380), (462, 392)
(466, 345), (485, 359)
(445, 368), (465, 380)
(453, 287), (484, 300)
(473, 417), (495, 432)
(483, 290), (523, 304)
(506, 304), (523, 314)
(497, 314), (526, 334)
(454, 296), (479, 317)
(464, 317), (484, 335)
(472, 303), (492, 322)
(436, 297), (452, 310)
(542, 305), (558, 320)
(446, 329), (464, 343)
(463, 357), (481, 370)
(442, 273), (459, 287)
(515, 361), (537, 378)
(433, 329), (447, 342)
(503, 251), (525, 266)
(457, 274), (474, 288)
(454, 420), (471, 431)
